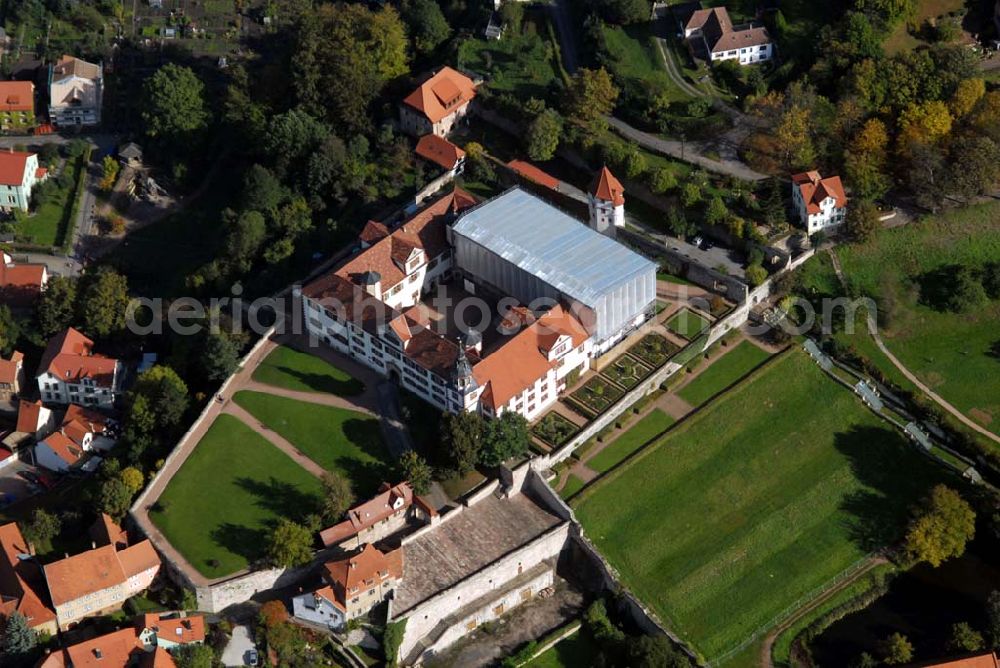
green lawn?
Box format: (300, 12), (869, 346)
(253, 345), (364, 396)
(836, 201), (1000, 437)
(602, 23), (691, 103)
(587, 409), (675, 474)
(149, 415), (323, 578)
(665, 308), (710, 340)
(559, 473), (587, 501)
(573, 350), (949, 661)
(883, 0), (965, 55)
(678, 340), (771, 407)
(233, 391), (390, 497)
(15, 155), (86, 247)
(524, 629), (601, 668)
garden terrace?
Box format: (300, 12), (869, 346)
(665, 308), (710, 340)
(629, 333), (679, 368)
(567, 376), (626, 419)
(599, 354), (654, 391)
(532, 412), (580, 448)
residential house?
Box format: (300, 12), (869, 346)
(293, 544), (403, 630)
(319, 481), (437, 550)
(0, 252), (48, 307)
(35, 404), (113, 473)
(684, 7), (773, 65)
(0, 350), (25, 406)
(37, 327), (122, 408)
(37, 626), (180, 668)
(399, 67), (477, 137)
(48, 55), (103, 127)
(0, 81), (35, 128)
(0, 522), (58, 635)
(0, 151), (47, 212)
(91, 513), (130, 551)
(415, 134), (466, 176)
(791, 170), (848, 234)
(137, 612), (206, 651)
(43, 537), (160, 629)
(1, 399), (55, 467)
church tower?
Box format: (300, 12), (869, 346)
(588, 166), (626, 236)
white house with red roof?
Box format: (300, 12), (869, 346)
(400, 66), (477, 137)
(684, 6), (773, 65)
(0, 150), (46, 212)
(37, 327), (122, 408)
(415, 133), (466, 176)
(588, 165), (625, 235)
(791, 170), (848, 234)
(35, 403), (113, 473)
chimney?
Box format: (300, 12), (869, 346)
(91, 541), (96, 550)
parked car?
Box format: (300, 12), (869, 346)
(246, 649), (259, 666)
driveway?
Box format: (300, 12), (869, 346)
(221, 624), (257, 667)
(0, 459), (40, 507)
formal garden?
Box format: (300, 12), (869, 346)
(532, 411), (580, 447)
(149, 415), (323, 578)
(630, 333), (679, 367)
(572, 350), (952, 661)
(665, 308), (710, 340)
(568, 375), (626, 418)
(600, 353), (654, 391)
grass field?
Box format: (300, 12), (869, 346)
(559, 473), (587, 500)
(602, 24), (691, 103)
(836, 201), (1000, 436)
(253, 346), (364, 396)
(15, 156), (86, 247)
(678, 340), (771, 407)
(883, 0), (965, 55)
(573, 350), (949, 661)
(666, 308), (710, 340)
(233, 391), (390, 496)
(588, 409), (675, 474)
(149, 415), (323, 578)
(524, 629), (600, 668)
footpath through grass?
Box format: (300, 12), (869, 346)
(836, 200), (1000, 437)
(678, 340), (771, 407)
(233, 390), (390, 496)
(150, 414), (323, 578)
(253, 345), (364, 396)
(573, 349), (949, 661)
(588, 409), (675, 474)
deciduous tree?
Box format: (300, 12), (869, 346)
(565, 68), (619, 126)
(441, 411), (485, 475)
(35, 276), (77, 336)
(480, 412), (530, 467)
(267, 519), (314, 567)
(904, 484), (975, 567)
(21, 510), (60, 551)
(129, 365), (190, 429)
(78, 269), (129, 338)
(846, 200), (880, 242)
(320, 471), (355, 523)
(879, 632), (913, 665)
(398, 451), (433, 496)
(404, 0), (451, 55)
(526, 109), (563, 162)
(949, 622), (985, 653)
(141, 64), (209, 143)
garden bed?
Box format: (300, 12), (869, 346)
(665, 308), (710, 340)
(532, 411), (580, 447)
(629, 333), (679, 368)
(568, 376), (626, 417)
(599, 354), (654, 391)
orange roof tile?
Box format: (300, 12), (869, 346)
(63, 628), (144, 668)
(473, 305), (590, 410)
(320, 482), (435, 546)
(117, 540), (160, 579)
(0, 350), (22, 385)
(507, 160), (560, 190)
(39, 431), (86, 466)
(0, 522), (57, 629)
(141, 612), (206, 645)
(323, 544), (403, 604)
(919, 652), (1000, 668)
(38, 327), (118, 388)
(43, 544), (126, 607)
(359, 220), (389, 245)
(0, 151), (33, 186)
(590, 166), (625, 206)
(415, 134), (465, 170)
(15, 399), (46, 433)
(792, 171), (847, 214)
(402, 67), (477, 124)
(90, 513), (128, 549)
(143, 646), (177, 668)
(0, 81), (35, 113)
(0, 257), (46, 306)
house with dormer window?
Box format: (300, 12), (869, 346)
(791, 170), (848, 234)
(399, 67), (477, 137)
(36, 328), (122, 408)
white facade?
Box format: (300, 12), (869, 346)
(792, 179), (847, 235)
(588, 193), (624, 234)
(0, 153), (41, 212)
(48, 57), (103, 127)
(292, 592), (345, 630)
(710, 42), (772, 65)
(37, 368), (120, 408)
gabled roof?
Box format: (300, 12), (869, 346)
(63, 628), (146, 668)
(0, 81), (34, 113)
(359, 220), (389, 245)
(140, 612), (206, 645)
(0, 151), (33, 186)
(473, 304), (590, 409)
(323, 544), (403, 604)
(38, 327), (118, 387)
(15, 399), (49, 434)
(0, 522), (57, 629)
(117, 540), (160, 578)
(90, 513), (128, 549)
(507, 160), (560, 191)
(415, 134), (465, 170)
(51, 55), (101, 83)
(918, 652), (1000, 668)
(590, 166), (625, 206)
(0, 257), (46, 307)
(311, 585), (346, 612)
(0, 350), (22, 385)
(38, 431), (85, 466)
(402, 67), (477, 124)
(320, 481), (436, 546)
(61, 404), (108, 444)
(43, 539), (159, 607)
(791, 170), (847, 214)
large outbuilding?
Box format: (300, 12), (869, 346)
(450, 187), (656, 352)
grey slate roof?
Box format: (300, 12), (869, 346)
(451, 187), (656, 308)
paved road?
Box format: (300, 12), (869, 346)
(826, 249), (1000, 447)
(221, 625), (257, 667)
(606, 116), (769, 181)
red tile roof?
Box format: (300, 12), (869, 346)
(473, 304), (590, 410)
(43, 539), (159, 607)
(508, 160), (560, 190)
(64, 628), (145, 668)
(39, 431), (85, 466)
(15, 399), (47, 433)
(415, 134), (465, 170)
(0, 255), (47, 306)
(320, 481), (436, 547)
(792, 171), (847, 214)
(0, 522), (57, 630)
(38, 327), (118, 388)
(919, 652), (1000, 668)
(90, 513), (128, 550)
(140, 612), (206, 645)
(117, 540), (160, 579)
(0, 350), (23, 385)
(686, 7), (771, 53)
(590, 166), (625, 206)
(403, 67), (477, 124)
(0, 151), (32, 186)
(0, 81), (34, 113)
(359, 220), (390, 245)
(323, 544), (403, 605)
